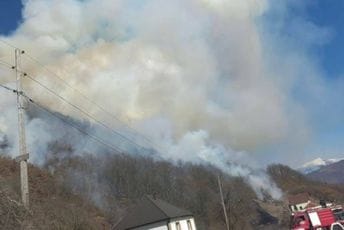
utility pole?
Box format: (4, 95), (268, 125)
(218, 175), (230, 230)
(14, 48), (30, 209)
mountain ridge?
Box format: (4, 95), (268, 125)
(307, 159), (344, 185)
(297, 157), (343, 174)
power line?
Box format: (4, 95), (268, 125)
(25, 53), (126, 123)
(0, 39), (164, 153)
(1, 54), (156, 156)
(23, 53), (161, 150)
(0, 64), (17, 93)
(1, 41), (135, 208)
(1, 85), (123, 154)
(0, 38), (17, 49)
(29, 100), (123, 154)
(0, 59), (13, 68)
(1, 38), (162, 151)
(0, 83), (17, 93)
(0, 63), (17, 92)
(23, 72), (148, 152)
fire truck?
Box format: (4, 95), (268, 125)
(291, 205), (344, 230)
(332, 206), (344, 225)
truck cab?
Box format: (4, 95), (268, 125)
(331, 222), (344, 230)
(332, 207), (344, 225)
(291, 212), (311, 230)
(291, 208), (337, 230)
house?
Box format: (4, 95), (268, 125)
(114, 196), (197, 230)
(288, 193), (311, 212)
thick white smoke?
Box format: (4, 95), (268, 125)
(1, 0), (332, 199)
(161, 129), (282, 199)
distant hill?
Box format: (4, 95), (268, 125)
(297, 157), (343, 174)
(268, 164), (344, 204)
(307, 160), (344, 185)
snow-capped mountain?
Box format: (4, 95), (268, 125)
(297, 157), (343, 174)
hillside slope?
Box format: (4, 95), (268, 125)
(2, 154), (344, 229)
(307, 160), (344, 185)
(0, 156), (108, 230)
(297, 157), (343, 174)
(268, 164), (344, 204)
(43, 151), (291, 230)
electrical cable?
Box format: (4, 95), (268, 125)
(0, 83), (16, 93)
(0, 38), (17, 49)
(23, 53), (162, 150)
(1, 38), (161, 151)
(24, 72), (148, 152)
(1, 84), (122, 154)
(0, 39), (164, 153)
(0, 59), (13, 69)
(29, 100), (122, 154)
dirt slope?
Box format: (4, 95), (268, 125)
(0, 156), (109, 230)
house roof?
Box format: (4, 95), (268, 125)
(114, 196), (193, 230)
(288, 193), (310, 205)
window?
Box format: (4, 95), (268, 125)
(332, 223), (344, 230)
(176, 222), (181, 230)
(187, 220), (193, 230)
(293, 215), (306, 226)
(334, 210), (344, 221)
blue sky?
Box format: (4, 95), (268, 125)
(0, 1), (23, 35)
(0, 0), (343, 165)
(308, 1), (344, 78)
(257, 0), (344, 163)
(302, 1), (344, 160)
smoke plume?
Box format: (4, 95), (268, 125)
(1, 0), (334, 200)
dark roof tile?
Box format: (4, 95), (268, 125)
(288, 193), (310, 205)
(114, 196), (193, 230)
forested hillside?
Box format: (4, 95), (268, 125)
(1, 152), (344, 229)
(1, 152), (288, 230)
(44, 149), (285, 230)
(268, 164), (344, 203)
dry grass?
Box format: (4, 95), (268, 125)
(0, 156), (109, 230)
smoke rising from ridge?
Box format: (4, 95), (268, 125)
(1, 0), (336, 199)
(9, 0), (302, 149)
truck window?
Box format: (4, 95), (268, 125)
(334, 210), (344, 221)
(294, 215), (306, 225)
(332, 223), (344, 230)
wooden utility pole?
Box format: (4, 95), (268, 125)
(14, 48), (30, 209)
(218, 175), (230, 230)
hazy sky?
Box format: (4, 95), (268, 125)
(0, 0), (343, 168)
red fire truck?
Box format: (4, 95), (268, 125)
(291, 206), (344, 230)
(332, 206), (344, 225)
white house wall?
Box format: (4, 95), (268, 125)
(291, 202), (310, 212)
(169, 217), (197, 230)
(132, 221), (168, 230)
